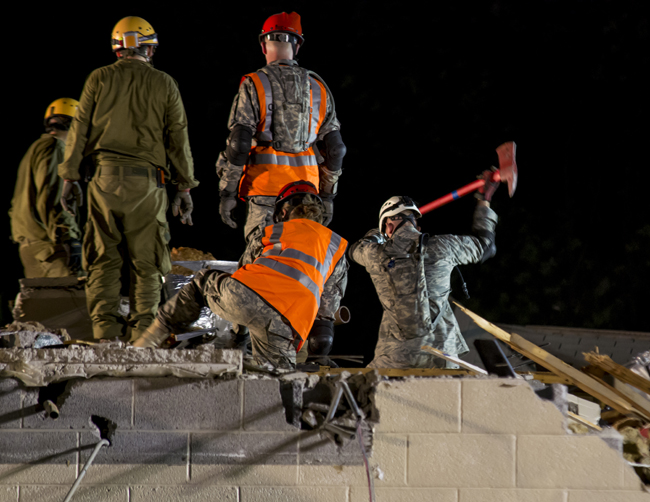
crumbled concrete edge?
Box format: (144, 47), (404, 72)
(0, 345), (242, 386)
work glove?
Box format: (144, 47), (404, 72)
(64, 239), (82, 273)
(476, 169), (500, 202)
(60, 180), (83, 216)
(219, 192), (238, 229)
(172, 189), (194, 225)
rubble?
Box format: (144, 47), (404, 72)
(0, 345), (242, 386)
(0, 321), (70, 348)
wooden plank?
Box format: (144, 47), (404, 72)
(454, 302), (644, 419)
(568, 411), (602, 431)
(583, 351), (650, 395)
(584, 372), (650, 421)
(421, 345), (488, 375)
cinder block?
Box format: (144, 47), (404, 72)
(190, 464), (298, 486)
(130, 486), (238, 502)
(567, 491), (650, 502)
(624, 463), (647, 490)
(240, 486), (347, 501)
(408, 434), (515, 487)
(517, 435), (625, 489)
(0, 486), (17, 502)
(134, 378), (240, 430)
(0, 379), (22, 429)
(374, 380), (460, 433)
(298, 433), (407, 487)
(19, 485), (126, 502)
(461, 379), (566, 435)
(459, 488), (567, 501)
(243, 379), (295, 431)
(0, 431), (77, 484)
(23, 379), (132, 430)
(79, 431), (187, 465)
(191, 432), (298, 465)
(298, 430), (364, 466)
(79, 464), (188, 485)
(350, 487), (457, 502)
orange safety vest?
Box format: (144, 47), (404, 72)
(238, 70), (328, 197)
(231, 219), (347, 350)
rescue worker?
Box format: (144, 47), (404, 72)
(134, 181), (348, 371)
(349, 180), (499, 369)
(10, 98), (82, 278)
(59, 16), (199, 341)
(217, 11), (346, 266)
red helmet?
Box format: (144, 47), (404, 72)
(259, 12), (304, 44)
(274, 180), (322, 222)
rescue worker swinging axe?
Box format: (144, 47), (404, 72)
(419, 141), (518, 215)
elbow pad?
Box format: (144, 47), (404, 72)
(474, 229), (496, 263)
(225, 125), (253, 166)
(308, 320), (334, 356)
(319, 130), (346, 171)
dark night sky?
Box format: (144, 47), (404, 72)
(5, 1), (649, 362)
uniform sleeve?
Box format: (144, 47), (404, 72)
(348, 229), (385, 267)
(216, 78), (261, 191)
(34, 141), (80, 243)
(165, 78), (199, 190)
(316, 255), (349, 321)
(59, 73), (96, 181)
(426, 204), (498, 266)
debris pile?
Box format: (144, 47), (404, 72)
(0, 321), (70, 349)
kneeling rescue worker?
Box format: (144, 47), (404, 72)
(134, 181), (349, 370)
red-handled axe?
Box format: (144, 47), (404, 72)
(419, 142), (518, 215)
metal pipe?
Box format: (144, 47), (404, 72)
(63, 439), (109, 502)
(43, 400), (59, 420)
(334, 306), (351, 326)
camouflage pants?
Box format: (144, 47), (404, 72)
(84, 165), (171, 340)
(238, 196), (275, 267)
(157, 270), (297, 370)
(18, 240), (71, 278)
(368, 319), (451, 369)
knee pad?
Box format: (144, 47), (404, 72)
(308, 320), (334, 356)
(321, 130), (347, 172)
(226, 125), (253, 165)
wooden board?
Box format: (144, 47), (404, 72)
(454, 302), (645, 419)
(421, 345), (488, 375)
(583, 351), (650, 395)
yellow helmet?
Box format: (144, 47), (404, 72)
(44, 98), (79, 121)
(111, 16), (158, 52)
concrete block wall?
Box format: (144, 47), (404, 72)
(0, 376), (648, 501)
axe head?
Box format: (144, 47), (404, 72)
(496, 141), (518, 197)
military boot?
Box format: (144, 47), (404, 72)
(132, 319), (170, 348)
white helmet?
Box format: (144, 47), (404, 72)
(379, 196), (421, 235)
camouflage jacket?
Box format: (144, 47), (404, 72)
(216, 59), (341, 192)
(349, 203), (498, 368)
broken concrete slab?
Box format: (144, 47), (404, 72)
(0, 345), (242, 386)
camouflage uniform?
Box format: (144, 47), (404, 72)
(59, 58), (199, 340)
(349, 203), (497, 369)
(155, 220), (348, 370)
(216, 59), (341, 266)
(10, 134), (81, 278)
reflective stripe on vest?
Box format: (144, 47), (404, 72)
(238, 145), (319, 197)
(308, 77), (326, 145)
(247, 72), (273, 142)
(230, 219), (347, 343)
